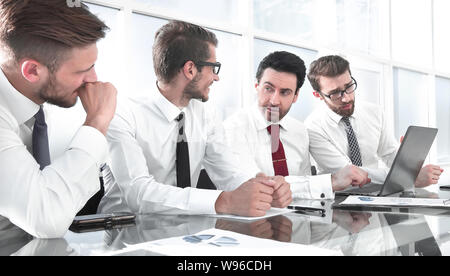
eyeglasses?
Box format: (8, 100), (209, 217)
(319, 77), (357, 102)
(195, 61), (221, 75)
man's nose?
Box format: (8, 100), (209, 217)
(270, 91), (281, 105)
(341, 91), (352, 103)
(84, 68), (98, 83)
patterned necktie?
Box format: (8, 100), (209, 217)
(342, 117), (363, 167)
(32, 107), (51, 170)
(176, 112), (191, 188)
(267, 125), (289, 177)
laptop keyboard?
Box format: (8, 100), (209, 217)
(342, 183), (382, 195)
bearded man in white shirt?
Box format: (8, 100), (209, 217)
(305, 55), (443, 187)
(0, 0), (117, 238)
(222, 51), (370, 200)
(101, 20), (287, 218)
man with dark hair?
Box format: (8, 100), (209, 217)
(305, 55), (443, 187)
(100, 20), (280, 217)
(153, 20), (219, 87)
(222, 51), (370, 200)
(0, 0), (117, 238)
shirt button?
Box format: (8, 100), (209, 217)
(320, 193), (325, 199)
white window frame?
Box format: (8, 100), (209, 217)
(82, 0), (450, 165)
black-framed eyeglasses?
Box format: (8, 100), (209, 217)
(319, 77), (357, 102)
(195, 61), (221, 75)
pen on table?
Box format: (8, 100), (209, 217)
(287, 206), (326, 217)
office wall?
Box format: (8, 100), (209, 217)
(47, 0), (450, 165)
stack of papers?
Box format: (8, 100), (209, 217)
(103, 228), (341, 256)
(340, 196), (450, 208)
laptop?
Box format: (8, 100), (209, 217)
(336, 126), (438, 197)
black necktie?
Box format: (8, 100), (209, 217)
(176, 112), (191, 188)
(342, 117), (363, 167)
(32, 107), (51, 170)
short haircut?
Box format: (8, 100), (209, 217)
(307, 55), (352, 92)
(256, 51), (307, 94)
(153, 20), (218, 84)
(0, 0), (109, 72)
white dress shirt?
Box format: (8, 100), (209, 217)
(222, 104), (334, 199)
(99, 87), (254, 215)
(305, 100), (399, 183)
(0, 69), (107, 238)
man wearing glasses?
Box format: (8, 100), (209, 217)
(100, 20), (284, 217)
(305, 55), (443, 187)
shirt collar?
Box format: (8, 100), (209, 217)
(153, 83), (186, 122)
(324, 102), (358, 125)
(0, 68), (40, 125)
(252, 104), (292, 131)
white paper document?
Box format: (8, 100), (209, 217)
(208, 208), (295, 221)
(104, 228), (341, 256)
(340, 196), (450, 208)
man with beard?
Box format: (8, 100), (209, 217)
(100, 20), (284, 217)
(222, 51), (370, 200)
(0, 0), (117, 238)
(305, 55), (442, 187)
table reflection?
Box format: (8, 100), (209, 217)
(100, 209), (440, 256)
(0, 217), (33, 256)
(215, 215), (293, 243)
(3, 207), (446, 256)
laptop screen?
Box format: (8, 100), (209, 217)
(380, 126), (438, 196)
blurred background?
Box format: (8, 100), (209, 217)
(47, 0), (450, 166)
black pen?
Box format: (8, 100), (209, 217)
(287, 206), (326, 216)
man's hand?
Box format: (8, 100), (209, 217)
(331, 165), (371, 192)
(78, 82), (117, 136)
(415, 165), (444, 188)
(215, 175), (276, 217)
(271, 176), (292, 208)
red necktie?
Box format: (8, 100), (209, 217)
(267, 125), (289, 177)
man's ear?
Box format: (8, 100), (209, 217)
(313, 91), (324, 100)
(181, 60), (197, 81)
(20, 59), (47, 83)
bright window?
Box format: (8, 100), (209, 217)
(435, 77), (450, 162)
